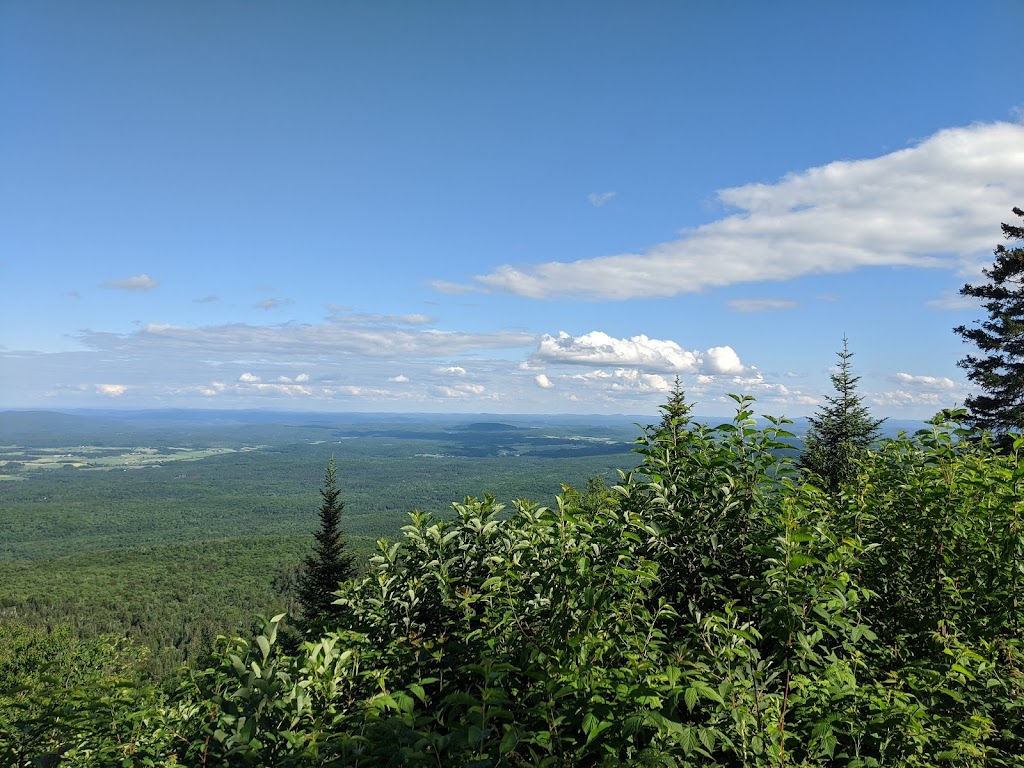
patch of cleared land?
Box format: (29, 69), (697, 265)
(0, 445), (267, 478)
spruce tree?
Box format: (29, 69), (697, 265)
(954, 206), (1024, 436)
(297, 458), (355, 630)
(657, 376), (691, 443)
(800, 337), (885, 491)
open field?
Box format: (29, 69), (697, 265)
(0, 445), (259, 479)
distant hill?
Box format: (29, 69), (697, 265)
(458, 422), (520, 432)
(0, 409), (932, 448)
(0, 411), (129, 445)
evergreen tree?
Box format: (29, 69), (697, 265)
(657, 376), (691, 443)
(297, 458), (355, 630)
(954, 206), (1024, 436)
(800, 337), (885, 491)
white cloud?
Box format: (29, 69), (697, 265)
(728, 298), (799, 313)
(432, 383), (487, 398)
(891, 372), (959, 391)
(704, 347), (745, 374)
(684, 369), (822, 412)
(587, 191), (616, 207)
(266, 384), (313, 396)
(535, 374), (553, 389)
(447, 122), (1024, 299)
(95, 383), (127, 396)
(333, 385), (392, 397)
(872, 372), (966, 409)
(532, 331), (747, 375)
(102, 273), (159, 291)
(328, 309), (435, 325)
(872, 390), (948, 407)
(1, 321), (540, 409)
(78, 322), (532, 360)
(571, 368), (673, 394)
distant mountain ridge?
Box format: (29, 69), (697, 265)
(0, 409), (932, 444)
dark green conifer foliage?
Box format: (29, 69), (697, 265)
(955, 206), (1024, 436)
(657, 376), (690, 442)
(800, 337), (885, 491)
(297, 458), (355, 629)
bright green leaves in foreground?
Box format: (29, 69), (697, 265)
(3, 398), (1023, 766)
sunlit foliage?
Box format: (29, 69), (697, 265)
(3, 395), (1022, 766)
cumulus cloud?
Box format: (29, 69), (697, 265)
(890, 372), (959, 391)
(102, 273), (159, 291)
(238, 372), (261, 382)
(872, 372), (966, 409)
(531, 331), (747, 375)
(535, 374), (553, 389)
(571, 368), (673, 394)
(587, 191), (616, 207)
(432, 383), (487, 398)
(728, 298), (799, 313)
(436, 365), (467, 376)
(388, 374), (410, 383)
(95, 383), (127, 396)
(872, 390), (948, 408)
(445, 122), (1024, 299)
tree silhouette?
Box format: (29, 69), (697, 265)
(954, 206), (1024, 437)
(297, 458), (355, 630)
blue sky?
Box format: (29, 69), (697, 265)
(2, 1), (1022, 418)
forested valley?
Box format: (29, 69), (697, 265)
(2, 389), (1023, 766)
(0, 412), (640, 679)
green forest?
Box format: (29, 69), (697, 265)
(2, 395), (1023, 766)
(0, 415), (639, 678)
(2, 212), (1023, 767)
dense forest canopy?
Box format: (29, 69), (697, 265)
(2, 393), (1022, 767)
(0, 415), (640, 676)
